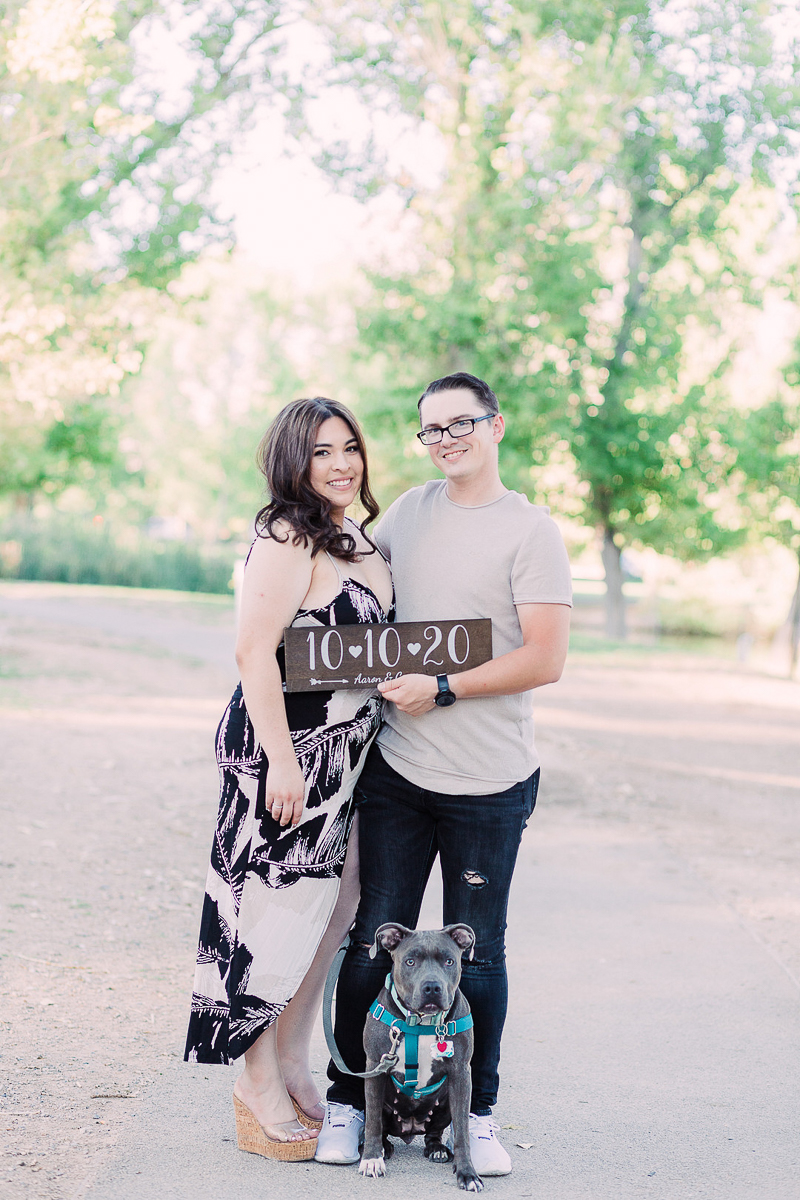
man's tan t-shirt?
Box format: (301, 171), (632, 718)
(373, 480), (573, 795)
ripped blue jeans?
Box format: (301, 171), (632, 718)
(326, 745), (538, 1115)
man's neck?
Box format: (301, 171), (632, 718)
(443, 474), (508, 507)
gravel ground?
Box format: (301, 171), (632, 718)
(0, 581), (798, 1200)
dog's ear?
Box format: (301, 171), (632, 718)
(369, 922), (414, 958)
(442, 923), (476, 961)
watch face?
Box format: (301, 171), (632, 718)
(435, 691), (456, 707)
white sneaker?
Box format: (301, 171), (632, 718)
(314, 1102), (365, 1164)
(447, 1114), (512, 1176)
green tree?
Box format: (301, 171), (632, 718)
(312, 0), (800, 635)
(0, 0), (285, 504)
(121, 260), (309, 540)
(736, 386), (800, 674)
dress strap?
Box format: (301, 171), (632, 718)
(325, 551), (344, 587)
(344, 514), (387, 566)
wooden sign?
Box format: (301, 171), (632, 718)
(284, 619), (493, 692)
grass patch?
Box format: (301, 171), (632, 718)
(0, 515), (236, 594)
(568, 629), (732, 659)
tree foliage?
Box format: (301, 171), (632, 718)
(735, 364), (800, 669)
(312, 0), (800, 633)
(0, 0), (285, 501)
(121, 261), (308, 540)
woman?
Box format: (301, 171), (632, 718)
(184, 398), (393, 1162)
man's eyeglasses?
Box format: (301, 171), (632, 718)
(416, 413), (494, 446)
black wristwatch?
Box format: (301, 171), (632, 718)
(434, 674), (457, 708)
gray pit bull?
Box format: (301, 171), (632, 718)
(358, 921), (483, 1192)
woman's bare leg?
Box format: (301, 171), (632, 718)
(277, 812), (361, 1118)
(233, 1024), (316, 1141)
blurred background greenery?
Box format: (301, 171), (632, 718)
(1, 1), (799, 667)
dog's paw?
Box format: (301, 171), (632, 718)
(359, 1156), (386, 1178)
(424, 1142), (453, 1163)
(456, 1168), (484, 1192)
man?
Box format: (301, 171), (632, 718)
(316, 372), (573, 1174)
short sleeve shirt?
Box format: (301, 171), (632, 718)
(374, 480), (573, 795)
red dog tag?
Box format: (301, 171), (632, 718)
(437, 1041), (448, 1053)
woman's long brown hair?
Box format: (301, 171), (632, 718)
(254, 397), (379, 562)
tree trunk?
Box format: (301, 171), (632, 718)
(789, 553), (800, 678)
(601, 525), (626, 640)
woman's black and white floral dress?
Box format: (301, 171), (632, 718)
(185, 554), (392, 1064)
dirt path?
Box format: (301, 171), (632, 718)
(1, 582), (798, 1199)
(0, 583), (236, 1199)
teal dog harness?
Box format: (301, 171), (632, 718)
(368, 975), (474, 1100)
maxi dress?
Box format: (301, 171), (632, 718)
(185, 553), (392, 1065)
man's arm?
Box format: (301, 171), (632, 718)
(378, 602), (571, 716)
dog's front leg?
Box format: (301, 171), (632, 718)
(448, 1066), (483, 1192)
(359, 1074), (387, 1178)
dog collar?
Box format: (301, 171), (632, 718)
(369, 998), (474, 1040)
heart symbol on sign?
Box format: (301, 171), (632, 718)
(407, 643), (421, 655)
(349, 645), (363, 658)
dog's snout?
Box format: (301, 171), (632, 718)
(422, 980), (443, 997)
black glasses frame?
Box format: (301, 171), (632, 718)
(416, 413), (494, 446)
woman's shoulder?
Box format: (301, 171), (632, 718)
(263, 514), (303, 540)
(247, 520), (313, 566)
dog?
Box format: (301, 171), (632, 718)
(358, 921), (483, 1192)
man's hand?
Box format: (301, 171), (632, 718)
(378, 673), (439, 715)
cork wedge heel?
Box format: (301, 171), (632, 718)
(291, 1097), (324, 1131)
(233, 1095), (317, 1161)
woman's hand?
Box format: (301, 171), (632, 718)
(265, 756), (307, 828)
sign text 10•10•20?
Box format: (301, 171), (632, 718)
(283, 618), (492, 692)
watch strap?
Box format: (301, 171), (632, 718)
(435, 674), (457, 706)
